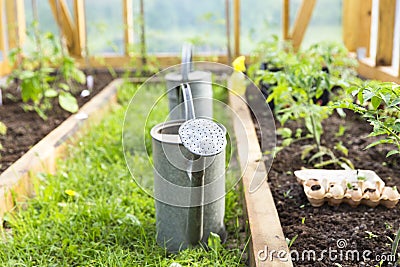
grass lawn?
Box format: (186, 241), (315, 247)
(0, 81), (247, 266)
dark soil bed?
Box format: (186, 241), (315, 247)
(0, 71), (116, 173)
(246, 85), (400, 267)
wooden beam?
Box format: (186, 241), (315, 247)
(376, 0), (396, 66)
(0, 0), (12, 76)
(358, 57), (400, 83)
(283, 0), (290, 40)
(229, 90), (293, 267)
(290, 0), (316, 51)
(5, 0), (26, 49)
(359, 0), (373, 57)
(73, 0), (86, 57)
(75, 54), (230, 69)
(342, 0), (372, 55)
(48, 0), (75, 55)
(233, 0), (240, 57)
(123, 0), (134, 56)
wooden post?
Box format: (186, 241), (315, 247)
(283, 0), (290, 40)
(233, 0), (240, 57)
(225, 0), (232, 64)
(376, 0), (396, 66)
(123, 0), (134, 56)
(0, 0), (6, 55)
(48, 0), (75, 55)
(73, 0), (86, 57)
(343, 0), (372, 55)
(5, 0), (26, 49)
(290, 0), (316, 51)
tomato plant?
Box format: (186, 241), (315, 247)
(336, 80), (400, 157)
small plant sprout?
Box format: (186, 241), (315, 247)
(385, 222), (393, 230)
(286, 234), (298, 249)
(301, 217), (306, 224)
(283, 189), (293, 199)
(335, 125), (346, 137)
(365, 231), (378, 239)
(346, 183), (354, 190)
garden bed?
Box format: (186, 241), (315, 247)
(246, 84), (400, 267)
(0, 71), (115, 173)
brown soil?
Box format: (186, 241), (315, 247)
(0, 71), (116, 173)
(246, 84), (400, 267)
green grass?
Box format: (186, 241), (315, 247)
(0, 81), (247, 266)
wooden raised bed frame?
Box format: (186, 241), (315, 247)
(0, 79), (123, 219)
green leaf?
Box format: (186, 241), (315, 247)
(58, 83), (70, 91)
(72, 69), (86, 84)
(357, 91), (364, 104)
(0, 121), (6, 135)
(301, 144), (315, 160)
(363, 90), (374, 102)
(277, 127), (292, 138)
(371, 96), (382, 110)
(334, 142), (348, 156)
(208, 232), (221, 250)
(365, 139), (394, 150)
(282, 138), (293, 147)
(308, 150), (329, 163)
(59, 92), (78, 113)
(44, 89), (58, 98)
(386, 150), (400, 157)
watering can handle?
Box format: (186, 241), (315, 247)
(181, 83), (195, 120)
(181, 43), (193, 81)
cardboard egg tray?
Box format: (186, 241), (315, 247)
(295, 169), (400, 208)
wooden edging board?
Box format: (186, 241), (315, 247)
(228, 92), (293, 267)
(0, 78), (124, 220)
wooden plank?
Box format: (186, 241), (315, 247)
(342, 0), (361, 52)
(290, 0), (316, 51)
(75, 54), (230, 69)
(229, 92), (293, 267)
(359, 0), (372, 57)
(283, 0), (290, 40)
(48, 0), (75, 55)
(0, 79), (123, 221)
(5, 0), (26, 49)
(358, 57), (400, 83)
(376, 0), (396, 66)
(233, 0), (240, 57)
(123, 0), (134, 56)
(0, 0), (6, 53)
(73, 0), (86, 57)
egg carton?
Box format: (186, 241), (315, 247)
(295, 169), (400, 208)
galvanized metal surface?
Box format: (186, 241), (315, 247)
(151, 120), (226, 252)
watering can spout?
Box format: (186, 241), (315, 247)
(181, 83), (196, 121)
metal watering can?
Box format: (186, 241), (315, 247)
(151, 84), (226, 252)
(165, 44), (213, 120)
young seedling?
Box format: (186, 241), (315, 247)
(8, 20), (85, 119)
(365, 231), (378, 239)
(283, 189), (293, 199)
(286, 234), (298, 249)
